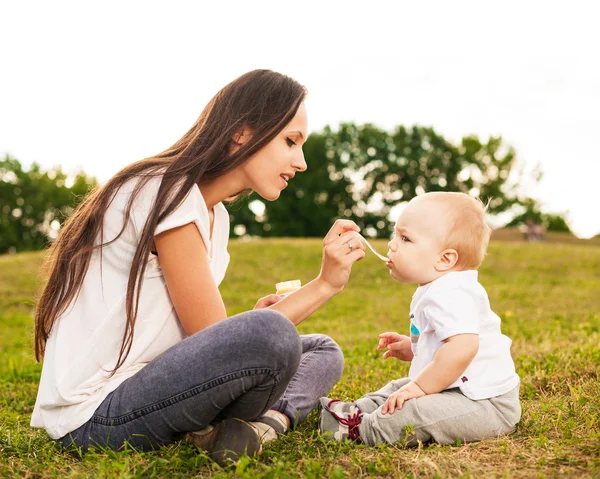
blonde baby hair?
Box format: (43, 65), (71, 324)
(420, 192), (492, 270)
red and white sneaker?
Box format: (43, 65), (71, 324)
(318, 397), (363, 443)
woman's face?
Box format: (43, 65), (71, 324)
(241, 102), (308, 201)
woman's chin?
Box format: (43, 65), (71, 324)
(255, 189), (281, 202)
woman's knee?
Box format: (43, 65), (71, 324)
(240, 309), (302, 371)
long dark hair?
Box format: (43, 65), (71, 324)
(34, 69), (307, 373)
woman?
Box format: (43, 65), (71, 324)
(31, 70), (366, 465)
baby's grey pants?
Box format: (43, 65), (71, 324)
(356, 378), (521, 446)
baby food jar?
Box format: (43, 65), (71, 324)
(275, 280), (302, 297)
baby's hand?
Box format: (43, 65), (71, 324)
(381, 381), (426, 415)
(377, 332), (404, 350)
(377, 332), (414, 361)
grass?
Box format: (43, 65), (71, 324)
(491, 227), (600, 246)
(1, 238), (599, 478)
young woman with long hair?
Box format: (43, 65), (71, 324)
(31, 69), (366, 465)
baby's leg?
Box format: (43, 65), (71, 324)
(353, 378), (412, 414)
(358, 385), (520, 446)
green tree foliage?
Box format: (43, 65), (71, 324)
(0, 155), (97, 254)
(1, 122), (552, 252)
(544, 214), (571, 233)
(228, 123), (521, 238)
(506, 197), (571, 233)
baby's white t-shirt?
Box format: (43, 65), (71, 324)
(408, 270), (519, 400)
(30, 176), (230, 439)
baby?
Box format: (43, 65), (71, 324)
(319, 192), (521, 446)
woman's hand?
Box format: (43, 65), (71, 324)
(317, 219), (366, 294)
(377, 332), (414, 361)
(254, 294), (283, 309)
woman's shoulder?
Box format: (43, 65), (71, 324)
(120, 175), (202, 214)
(111, 174), (229, 239)
(110, 174), (164, 208)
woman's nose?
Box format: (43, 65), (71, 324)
(293, 151), (307, 172)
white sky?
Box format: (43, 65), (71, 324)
(1, 1), (598, 237)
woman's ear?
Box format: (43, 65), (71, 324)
(231, 127), (251, 154)
(232, 127), (251, 146)
(435, 248), (459, 272)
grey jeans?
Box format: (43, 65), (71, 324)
(356, 378), (521, 446)
(59, 309), (344, 450)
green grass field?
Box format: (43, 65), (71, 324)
(1, 238), (599, 478)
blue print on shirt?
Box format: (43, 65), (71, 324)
(410, 323), (420, 336)
(410, 313), (420, 355)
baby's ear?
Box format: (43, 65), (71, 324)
(436, 249), (459, 272)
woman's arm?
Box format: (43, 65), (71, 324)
(267, 277), (338, 326)
(155, 219), (365, 333)
(267, 219), (366, 325)
(154, 223), (227, 336)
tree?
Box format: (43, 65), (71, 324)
(0, 155), (97, 254)
(229, 123), (523, 239)
(0, 122), (536, 252)
(506, 197), (571, 233)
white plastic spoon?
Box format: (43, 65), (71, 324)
(360, 236), (388, 261)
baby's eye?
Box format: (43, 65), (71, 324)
(401, 235), (411, 243)
(286, 138), (296, 147)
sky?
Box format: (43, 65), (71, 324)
(1, 1), (598, 237)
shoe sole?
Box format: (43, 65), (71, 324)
(317, 397), (330, 415)
(207, 418), (261, 466)
(317, 397), (331, 435)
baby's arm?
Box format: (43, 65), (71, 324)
(377, 332), (414, 361)
(381, 333), (478, 414)
(413, 333), (479, 394)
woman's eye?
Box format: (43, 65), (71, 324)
(286, 138), (296, 147)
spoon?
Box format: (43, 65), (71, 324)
(360, 236), (389, 261)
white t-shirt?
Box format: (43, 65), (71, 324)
(408, 270), (520, 400)
(30, 176), (230, 439)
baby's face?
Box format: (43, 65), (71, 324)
(386, 197), (449, 285)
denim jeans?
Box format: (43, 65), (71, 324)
(59, 309), (344, 450)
